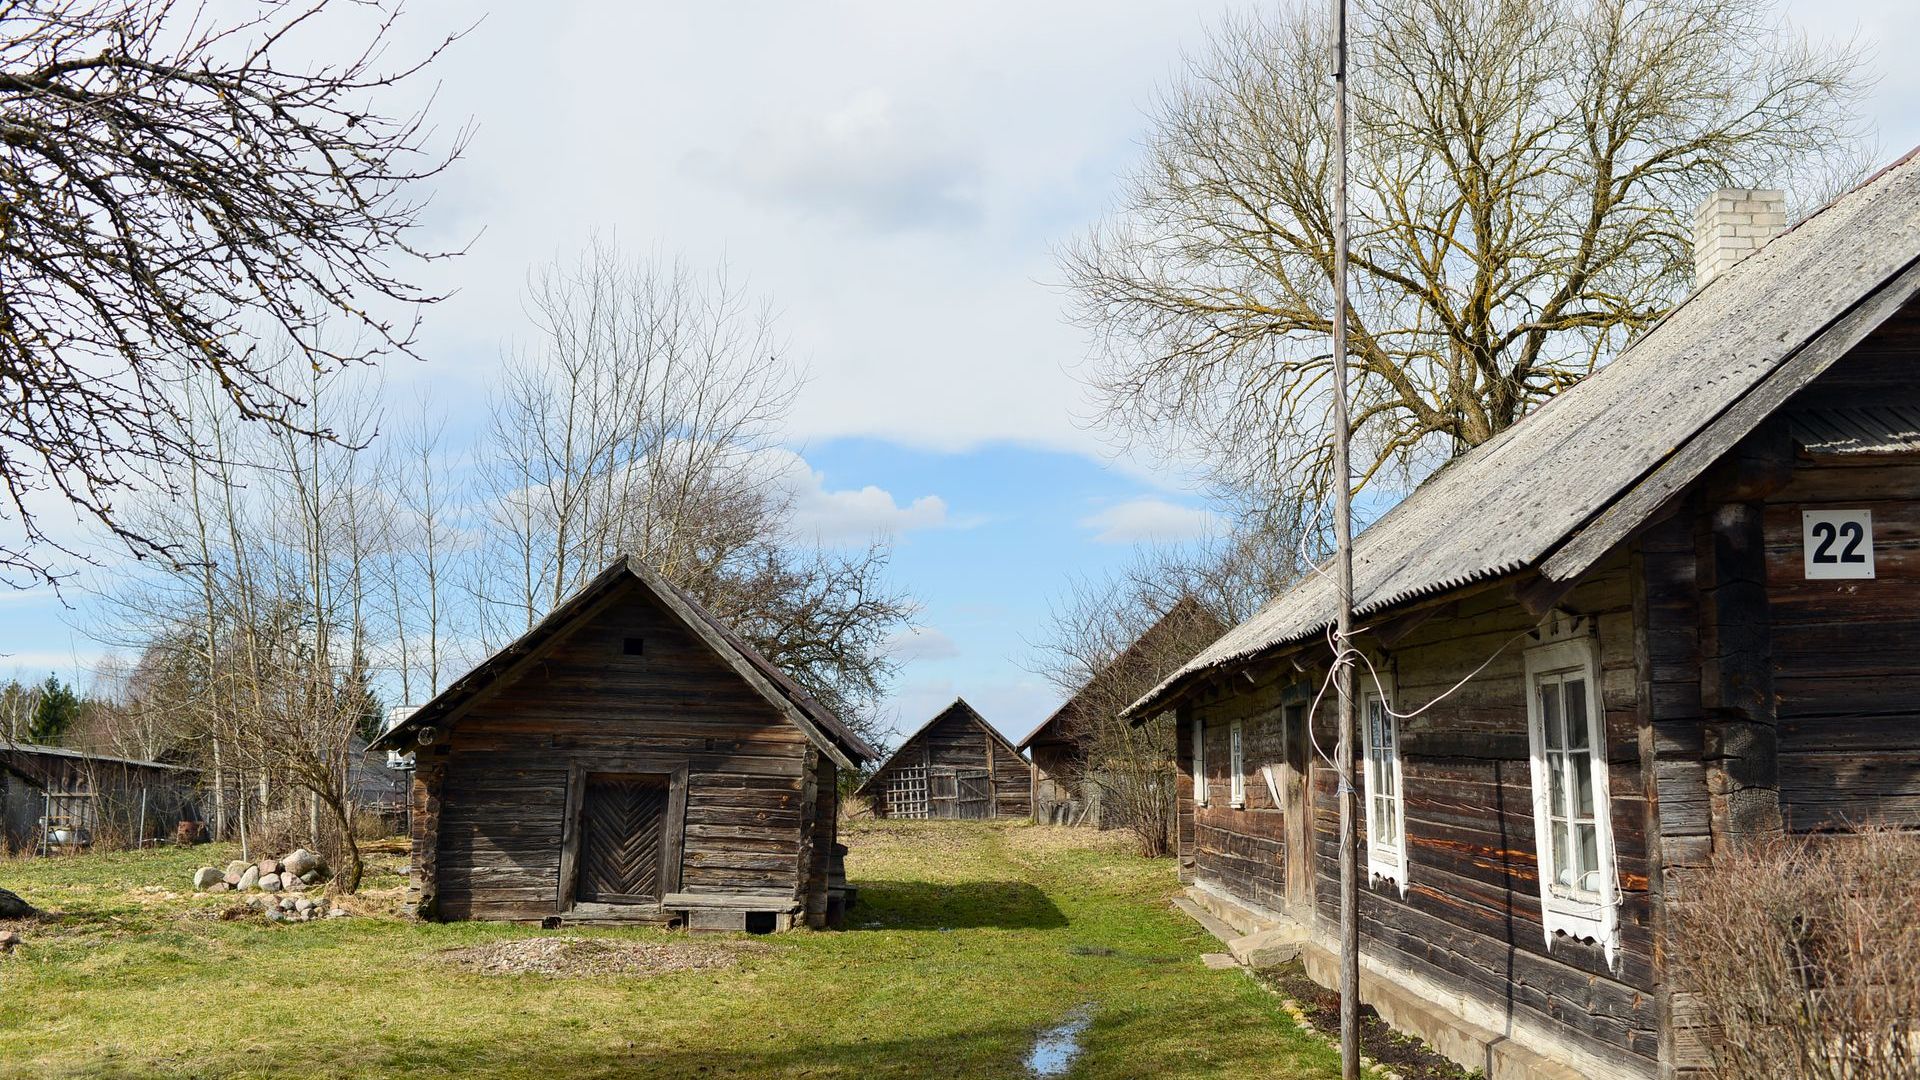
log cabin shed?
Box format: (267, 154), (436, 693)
(1126, 154), (1920, 1080)
(369, 555), (876, 932)
(1019, 597), (1225, 826)
(856, 698), (1030, 819)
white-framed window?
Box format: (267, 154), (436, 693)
(1229, 720), (1246, 807)
(1362, 672), (1407, 889)
(1523, 614), (1619, 964)
(1192, 716), (1209, 807)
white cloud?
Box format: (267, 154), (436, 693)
(885, 626), (961, 663)
(690, 89), (983, 232)
(761, 448), (949, 544)
(1079, 497), (1220, 544)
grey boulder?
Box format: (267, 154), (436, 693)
(282, 849), (322, 878)
(224, 860), (249, 878)
(192, 866), (223, 891)
(258, 873), (283, 893)
(236, 866), (260, 891)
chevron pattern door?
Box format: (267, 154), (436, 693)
(576, 774), (669, 904)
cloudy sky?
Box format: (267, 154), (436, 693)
(3, 0), (1917, 745)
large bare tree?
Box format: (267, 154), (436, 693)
(1065, 0), (1869, 529)
(0, 0), (462, 588)
(478, 241), (915, 742)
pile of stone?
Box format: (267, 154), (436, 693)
(246, 892), (342, 923)
(192, 849), (329, 896)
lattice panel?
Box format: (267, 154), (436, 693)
(577, 775), (668, 903)
(885, 765), (929, 819)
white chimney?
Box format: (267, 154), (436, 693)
(1693, 188), (1788, 287)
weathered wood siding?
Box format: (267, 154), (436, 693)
(1767, 337), (1920, 831)
(426, 579), (816, 921)
(867, 705), (1030, 819)
(1184, 554), (1658, 1075)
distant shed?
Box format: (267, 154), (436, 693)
(0, 742), (199, 854)
(370, 555), (877, 931)
(856, 699), (1029, 819)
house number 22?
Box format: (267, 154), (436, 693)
(1803, 509), (1875, 580)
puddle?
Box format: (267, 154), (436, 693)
(1025, 1005), (1092, 1077)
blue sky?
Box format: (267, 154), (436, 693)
(2, 0), (1917, 747)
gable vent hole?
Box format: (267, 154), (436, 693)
(622, 637), (645, 656)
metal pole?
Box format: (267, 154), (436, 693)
(1329, 1), (1363, 1077)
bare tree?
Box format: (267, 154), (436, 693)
(1064, 0), (1869, 529)
(478, 241), (914, 742)
(0, 0), (464, 589)
(374, 406), (466, 707)
(95, 361), (388, 888)
(1027, 529), (1290, 854)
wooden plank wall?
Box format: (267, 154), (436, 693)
(1767, 346), (1920, 831)
(1184, 555), (1659, 1074)
(427, 580), (815, 921)
(870, 707), (1031, 819)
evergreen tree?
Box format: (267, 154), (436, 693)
(28, 675), (80, 744)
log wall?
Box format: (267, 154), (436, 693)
(1185, 555), (1659, 1076)
(417, 579), (821, 922)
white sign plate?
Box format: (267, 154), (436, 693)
(1802, 509), (1875, 580)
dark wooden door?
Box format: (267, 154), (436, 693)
(576, 774), (669, 904)
(955, 770), (992, 819)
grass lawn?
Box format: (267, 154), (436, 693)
(0, 819), (1340, 1079)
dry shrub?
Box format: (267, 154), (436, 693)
(1671, 828), (1920, 1080)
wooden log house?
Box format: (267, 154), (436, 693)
(855, 698), (1029, 819)
(370, 556), (877, 932)
(1018, 597), (1224, 826)
(1126, 157), (1920, 1079)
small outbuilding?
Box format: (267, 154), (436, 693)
(856, 698), (1029, 820)
(0, 742), (199, 855)
(370, 555), (876, 931)
(1019, 597), (1224, 826)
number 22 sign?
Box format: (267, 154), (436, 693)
(1803, 509), (1875, 580)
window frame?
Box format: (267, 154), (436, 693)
(1522, 621), (1619, 964)
(1361, 670), (1407, 890)
(1192, 715), (1209, 807)
(1229, 719), (1246, 808)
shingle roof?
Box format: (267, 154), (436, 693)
(1129, 148), (1920, 717)
(369, 555), (878, 768)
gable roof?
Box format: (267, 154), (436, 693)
(368, 555), (878, 769)
(1018, 597), (1226, 751)
(1130, 148), (1920, 718)
(853, 697), (1024, 795)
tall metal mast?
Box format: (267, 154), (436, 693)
(1328, 0), (1363, 1076)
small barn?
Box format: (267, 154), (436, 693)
(1019, 597), (1224, 826)
(857, 698), (1029, 820)
(0, 742), (200, 855)
(1129, 160), (1920, 1079)
(369, 555), (877, 931)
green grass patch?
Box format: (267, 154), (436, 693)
(0, 821), (1339, 1079)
